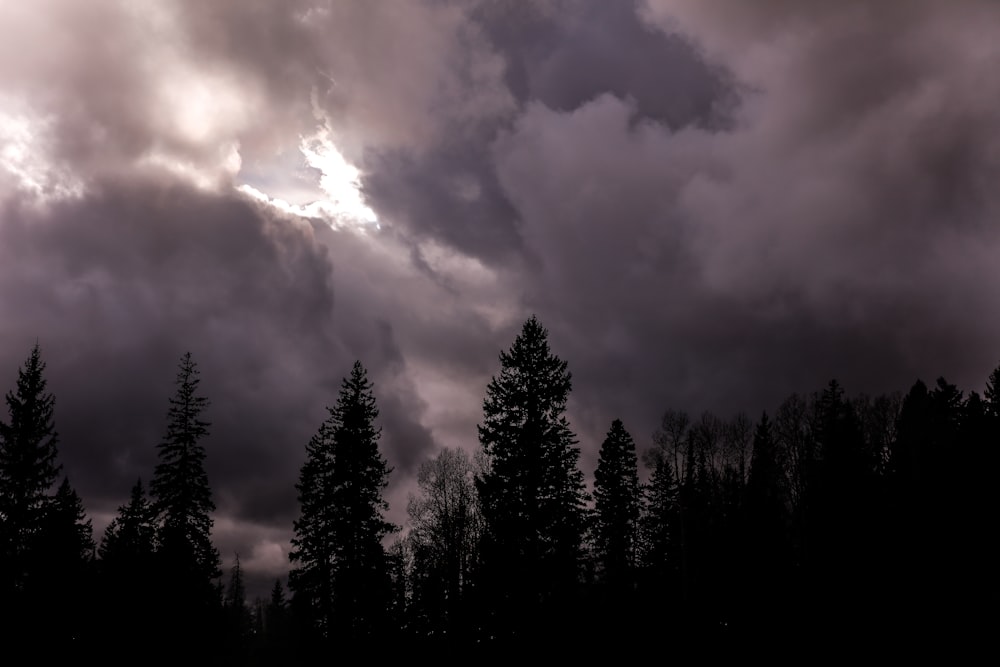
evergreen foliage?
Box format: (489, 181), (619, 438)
(149, 352), (221, 644)
(289, 361), (395, 644)
(592, 418), (641, 588)
(475, 315), (588, 641)
(0, 343), (61, 599)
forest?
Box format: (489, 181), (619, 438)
(0, 315), (995, 658)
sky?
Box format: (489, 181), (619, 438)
(3, 0), (1000, 600)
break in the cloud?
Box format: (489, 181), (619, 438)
(4, 0), (1000, 598)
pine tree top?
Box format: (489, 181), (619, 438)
(0, 342), (62, 523)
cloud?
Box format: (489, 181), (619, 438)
(5, 0), (1000, 600)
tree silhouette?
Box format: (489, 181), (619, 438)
(224, 553), (252, 650)
(35, 477), (95, 640)
(475, 315), (588, 642)
(98, 478), (157, 640)
(149, 352), (221, 645)
(0, 344), (61, 598)
(640, 444), (679, 594)
(741, 412), (790, 629)
(589, 418), (641, 639)
(100, 478), (157, 566)
(406, 447), (481, 637)
(262, 577), (292, 656)
(592, 419), (641, 591)
(0, 343), (64, 641)
(289, 361), (395, 644)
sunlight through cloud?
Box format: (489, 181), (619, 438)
(0, 101), (83, 203)
(235, 120), (378, 231)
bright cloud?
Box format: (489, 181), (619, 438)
(0, 101), (83, 202)
(236, 122), (379, 230)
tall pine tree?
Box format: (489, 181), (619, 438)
(475, 315), (588, 642)
(589, 418), (641, 640)
(0, 343), (62, 639)
(289, 361), (395, 644)
(592, 419), (641, 590)
(741, 412), (790, 628)
(149, 352), (221, 643)
(224, 553), (252, 650)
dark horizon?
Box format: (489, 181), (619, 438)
(0, 321), (995, 655)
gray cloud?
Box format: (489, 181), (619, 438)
(0, 178), (446, 591)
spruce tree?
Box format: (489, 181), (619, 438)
(640, 447), (679, 586)
(475, 315), (588, 641)
(225, 553), (252, 646)
(289, 361), (395, 643)
(266, 577), (288, 636)
(99, 478), (157, 566)
(592, 419), (641, 589)
(742, 412), (790, 626)
(0, 343), (61, 602)
(35, 477), (95, 640)
(98, 478), (158, 638)
(149, 352), (221, 641)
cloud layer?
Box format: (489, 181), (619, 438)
(4, 0), (1000, 598)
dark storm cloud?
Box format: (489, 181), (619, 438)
(365, 0), (733, 261)
(489, 0), (1000, 460)
(474, 0), (732, 127)
(0, 178), (442, 573)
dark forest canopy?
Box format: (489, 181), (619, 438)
(0, 321), (997, 657)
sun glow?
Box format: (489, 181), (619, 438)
(0, 101), (83, 202)
(236, 121), (378, 230)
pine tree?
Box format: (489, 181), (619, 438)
(149, 352), (221, 642)
(742, 412), (790, 626)
(225, 553), (247, 611)
(99, 478), (157, 566)
(225, 553), (252, 647)
(34, 477), (95, 640)
(588, 418), (641, 640)
(640, 447), (678, 582)
(98, 478), (158, 639)
(0, 343), (61, 602)
(635, 442), (683, 638)
(289, 361), (395, 643)
(475, 315), (588, 641)
(267, 577), (288, 630)
(592, 419), (641, 589)
(806, 380), (875, 630)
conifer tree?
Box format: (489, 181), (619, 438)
(0, 343), (61, 602)
(592, 419), (641, 589)
(35, 477), (95, 639)
(640, 448), (679, 585)
(98, 478), (157, 638)
(742, 412), (790, 624)
(149, 352), (221, 640)
(289, 361), (395, 643)
(266, 577), (288, 632)
(475, 315), (588, 640)
(99, 478), (157, 566)
(225, 553), (252, 646)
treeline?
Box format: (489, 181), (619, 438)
(0, 317), (996, 657)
